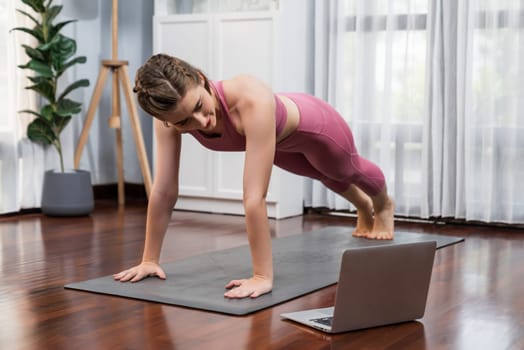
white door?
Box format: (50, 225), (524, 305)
(154, 16), (215, 198)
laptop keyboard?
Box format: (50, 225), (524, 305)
(310, 317), (333, 326)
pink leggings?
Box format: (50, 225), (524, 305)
(275, 93), (385, 196)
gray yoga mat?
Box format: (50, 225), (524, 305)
(65, 226), (463, 315)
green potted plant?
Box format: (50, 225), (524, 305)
(12, 0), (93, 216)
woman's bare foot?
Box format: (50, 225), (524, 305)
(338, 185), (375, 238)
(367, 195), (395, 240)
(352, 207), (374, 238)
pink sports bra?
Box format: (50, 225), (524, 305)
(188, 81), (287, 152)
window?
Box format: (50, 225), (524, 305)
(468, 5), (524, 217)
(343, 0), (428, 123)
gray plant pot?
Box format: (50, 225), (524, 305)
(41, 169), (94, 216)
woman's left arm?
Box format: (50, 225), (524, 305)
(223, 76), (276, 299)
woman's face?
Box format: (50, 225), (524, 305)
(161, 80), (217, 133)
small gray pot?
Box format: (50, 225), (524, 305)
(41, 169), (94, 216)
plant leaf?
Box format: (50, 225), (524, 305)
(41, 105), (54, 122)
(10, 27), (44, 43)
(54, 115), (72, 134)
(49, 19), (77, 40)
(26, 80), (55, 103)
(57, 56), (87, 76)
(44, 35), (76, 72)
(18, 109), (43, 119)
(46, 5), (63, 23)
(22, 45), (46, 62)
(15, 9), (40, 26)
(27, 118), (56, 146)
(27, 76), (48, 84)
(38, 33), (60, 51)
(55, 99), (82, 116)
(21, 0), (46, 13)
(18, 59), (53, 77)
(57, 79), (90, 100)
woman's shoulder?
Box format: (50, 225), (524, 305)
(222, 75), (273, 104)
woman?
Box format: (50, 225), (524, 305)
(113, 54), (395, 299)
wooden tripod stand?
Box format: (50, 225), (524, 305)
(74, 0), (152, 205)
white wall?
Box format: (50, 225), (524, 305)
(277, 0), (314, 94)
(64, 0), (154, 185)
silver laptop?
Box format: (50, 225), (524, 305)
(280, 241), (436, 333)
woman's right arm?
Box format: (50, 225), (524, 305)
(113, 119), (182, 282)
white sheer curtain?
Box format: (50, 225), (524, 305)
(424, 0), (524, 223)
(309, 0), (524, 224)
(305, 0), (349, 209)
(347, 0), (429, 218)
(0, 0), (46, 214)
(461, 0), (523, 223)
(308, 0), (428, 214)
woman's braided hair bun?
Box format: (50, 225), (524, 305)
(133, 54), (210, 117)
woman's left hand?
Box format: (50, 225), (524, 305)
(224, 275), (273, 299)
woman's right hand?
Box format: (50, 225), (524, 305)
(113, 261), (166, 283)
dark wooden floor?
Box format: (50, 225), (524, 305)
(1, 199), (523, 350)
